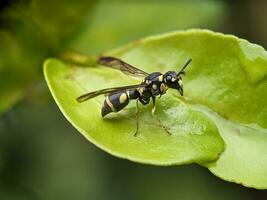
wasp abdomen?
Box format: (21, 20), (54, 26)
(101, 89), (139, 117)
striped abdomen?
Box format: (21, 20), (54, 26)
(101, 89), (139, 117)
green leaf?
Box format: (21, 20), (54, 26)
(44, 29), (267, 188)
(110, 29), (267, 188)
(201, 108), (267, 189)
(44, 58), (224, 165)
(111, 29), (267, 188)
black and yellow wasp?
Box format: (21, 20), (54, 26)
(77, 57), (192, 136)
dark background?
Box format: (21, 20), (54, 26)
(0, 0), (267, 199)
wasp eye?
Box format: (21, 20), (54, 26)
(167, 76), (172, 81)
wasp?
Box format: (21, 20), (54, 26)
(77, 57), (192, 136)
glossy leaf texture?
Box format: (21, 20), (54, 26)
(44, 29), (267, 189)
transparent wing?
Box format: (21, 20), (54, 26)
(76, 84), (142, 102)
(97, 56), (149, 77)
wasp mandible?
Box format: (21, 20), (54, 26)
(77, 57), (192, 136)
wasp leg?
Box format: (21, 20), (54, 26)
(152, 97), (171, 135)
(134, 100), (140, 137)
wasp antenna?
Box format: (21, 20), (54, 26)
(76, 95), (87, 103)
(178, 58), (192, 75)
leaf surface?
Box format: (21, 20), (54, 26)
(44, 57), (224, 165)
(45, 29), (267, 188)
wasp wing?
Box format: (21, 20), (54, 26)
(97, 56), (149, 77)
(76, 84), (142, 102)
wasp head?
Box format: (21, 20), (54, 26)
(163, 59), (191, 96)
(163, 71), (183, 96)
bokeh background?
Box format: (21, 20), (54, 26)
(0, 0), (267, 199)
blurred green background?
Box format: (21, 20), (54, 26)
(1, 0), (267, 199)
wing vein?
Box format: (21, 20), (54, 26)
(97, 56), (149, 77)
(76, 84), (142, 102)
